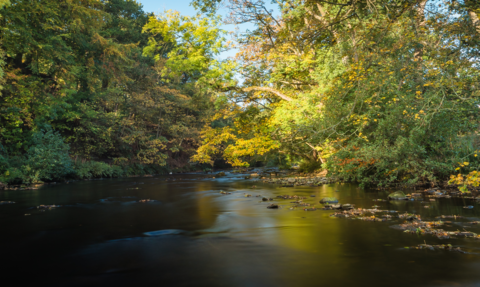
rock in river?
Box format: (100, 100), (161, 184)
(388, 191), (407, 200)
(331, 204), (342, 210)
(342, 203), (353, 210)
(0, 182), (5, 190)
(320, 197), (339, 204)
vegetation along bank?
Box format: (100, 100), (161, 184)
(1, 0), (480, 193)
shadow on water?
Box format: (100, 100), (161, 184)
(1, 174), (480, 286)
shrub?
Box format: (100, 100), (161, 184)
(25, 129), (74, 181)
(298, 159), (322, 173)
(73, 161), (126, 179)
(0, 167), (26, 185)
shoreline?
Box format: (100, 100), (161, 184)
(0, 167), (469, 195)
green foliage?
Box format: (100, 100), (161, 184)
(0, 0), (214, 184)
(3, 0), (480, 188)
(143, 10), (237, 91)
(73, 161), (124, 179)
(265, 153), (292, 170)
(0, 167), (25, 185)
(124, 163), (169, 176)
(298, 159), (322, 174)
(0, 0), (8, 95)
(188, 0), (480, 187)
(25, 129), (74, 181)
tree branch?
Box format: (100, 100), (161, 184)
(242, 86), (293, 101)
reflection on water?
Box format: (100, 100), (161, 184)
(1, 175), (480, 287)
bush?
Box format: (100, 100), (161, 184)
(298, 159), (322, 173)
(0, 132), (170, 184)
(0, 167), (26, 185)
(25, 129), (74, 181)
(265, 154), (292, 170)
(0, 145), (10, 175)
(73, 161), (126, 179)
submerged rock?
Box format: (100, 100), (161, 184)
(412, 244), (465, 253)
(138, 199), (156, 203)
(457, 231), (477, 237)
(37, 204), (60, 209)
(320, 197), (339, 204)
(144, 229), (187, 236)
(398, 213), (421, 221)
(0, 201), (15, 205)
(388, 191), (407, 200)
(267, 204), (279, 209)
(217, 172), (226, 177)
(304, 207), (317, 211)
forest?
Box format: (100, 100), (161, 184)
(1, 0), (480, 189)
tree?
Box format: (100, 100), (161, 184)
(0, 0), (10, 94)
(0, 0), (218, 182)
(164, 0), (480, 186)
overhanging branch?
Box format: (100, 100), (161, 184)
(241, 86), (293, 101)
(219, 85), (293, 101)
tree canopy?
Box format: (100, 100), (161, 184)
(2, 0), (480, 187)
(143, 0), (480, 186)
(0, 0), (216, 183)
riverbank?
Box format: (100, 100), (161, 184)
(0, 160), (203, 190)
(231, 168), (463, 192)
(0, 165), (468, 195)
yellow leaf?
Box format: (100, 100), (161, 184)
(464, 162), (469, 166)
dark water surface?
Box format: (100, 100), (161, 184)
(2, 174), (480, 287)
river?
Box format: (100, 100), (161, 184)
(1, 173), (480, 286)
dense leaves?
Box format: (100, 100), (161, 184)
(159, 0), (480, 187)
(0, 0), (215, 183)
(3, 0), (480, 188)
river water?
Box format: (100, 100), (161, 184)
(1, 173), (480, 287)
